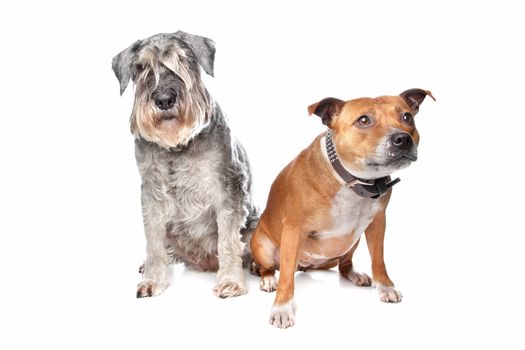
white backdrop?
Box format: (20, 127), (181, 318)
(1, 0), (524, 349)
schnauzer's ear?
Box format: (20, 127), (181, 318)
(400, 88), (435, 113)
(307, 98), (345, 127)
(112, 40), (142, 95)
(174, 31), (216, 77)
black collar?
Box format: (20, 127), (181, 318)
(324, 129), (400, 199)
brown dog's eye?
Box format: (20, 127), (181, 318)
(357, 115), (372, 127)
(402, 112), (413, 124)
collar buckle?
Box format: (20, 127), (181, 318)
(345, 178), (375, 189)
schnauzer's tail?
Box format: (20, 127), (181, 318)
(240, 207), (259, 269)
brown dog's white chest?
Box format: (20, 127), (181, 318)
(299, 188), (382, 268)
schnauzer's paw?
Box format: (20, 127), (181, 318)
(213, 279), (248, 299)
(269, 300), (296, 329)
(345, 269), (372, 286)
(260, 275), (277, 292)
(136, 280), (167, 298)
(374, 283), (403, 303)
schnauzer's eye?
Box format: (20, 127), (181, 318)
(402, 112), (413, 125)
(356, 115), (372, 127)
(135, 63), (144, 71)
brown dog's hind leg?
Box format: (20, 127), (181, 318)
(250, 227), (278, 292)
(338, 238), (372, 286)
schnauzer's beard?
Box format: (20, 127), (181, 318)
(130, 49), (214, 149)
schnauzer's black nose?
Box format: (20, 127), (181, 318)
(390, 132), (413, 150)
(154, 93), (176, 110)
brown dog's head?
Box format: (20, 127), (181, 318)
(308, 89), (435, 179)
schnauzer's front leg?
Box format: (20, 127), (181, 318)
(213, 209), (248, 298)
(136, 195), (170, 298)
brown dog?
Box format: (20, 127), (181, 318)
(250, 89), (434, 328)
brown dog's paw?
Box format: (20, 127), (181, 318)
(269, 300), (296, 329)
(375, 284), (403, 303)
(345, 269), (372, 286)
(136, 280), (166, 298)
(260, 275), (277, 292)
(213, 279), (247, 299)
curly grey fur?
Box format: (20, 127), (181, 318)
(135, 105), (258, 271)
(112, 32), (258, 298)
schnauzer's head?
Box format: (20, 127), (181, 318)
(112, 31), (216, 148)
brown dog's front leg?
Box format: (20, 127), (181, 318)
(365, 210), (402, 303)
(269, 225), (304, 328)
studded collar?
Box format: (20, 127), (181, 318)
(324, 129), (400, 199)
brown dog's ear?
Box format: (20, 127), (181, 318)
(307, 97), (345, 127)
(400, 89), (436, 113)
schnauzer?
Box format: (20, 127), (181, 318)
(112, 31), (258, 298)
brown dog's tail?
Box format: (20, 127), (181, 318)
(240, 206), (259, 270)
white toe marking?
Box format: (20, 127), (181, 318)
(346, 270), (372, 286)
(260, 275), (277, 292)
(374, 283), (403, 303)
(269, 299), (296, 328)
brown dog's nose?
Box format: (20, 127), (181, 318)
(390, 133), (413, 150)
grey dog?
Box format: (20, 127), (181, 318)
(112, 31), (258, 298)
